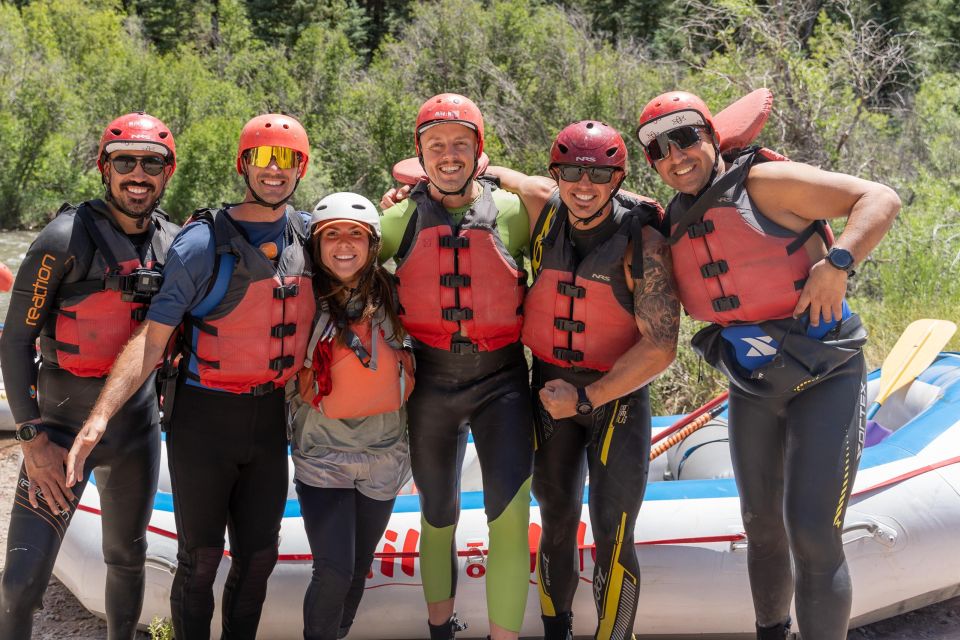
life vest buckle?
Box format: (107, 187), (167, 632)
(439, 235), (470, 249)
(556, 282), (586, 299)
(250, 381), (276, 396)
(687, 220), (715, 239)
(440, 274), (471, 288)
(270, 322), (297, 338)
(442, 307), (474, 321)
(273, 283), (300, 299)
(268, 355), (295, 371)
(554, 318), (585, 333)
(450, 341), (479, 355)
(700, 260), (729, 278)
(712, 295), (741, 312)
(553, 347), (584, 362)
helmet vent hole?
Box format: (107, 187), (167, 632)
(558, 143), (568, 153)
(159, 132), (168, 139)
(265, 123), (272, 128)
(586, 122), (594, 129)
(606, 147), (617, 157)
(352, 204), (365, 210)
(111, 128), (122, 135)
(317, 205), (328, 210)
(283, 124), (289, 129)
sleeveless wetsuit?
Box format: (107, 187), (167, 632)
(668, 154), (869, 639)
(0, 200), (176, 639)
(380, 185), (533, 632)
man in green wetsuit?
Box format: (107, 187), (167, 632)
(380, 93), (533, 640)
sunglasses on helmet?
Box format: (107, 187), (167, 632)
(109, 155), (167, 176)
(245, 145), (301, 170)
(553, 165), (618, 185)
(644, 126), (704, 163)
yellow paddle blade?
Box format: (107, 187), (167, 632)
(876, 318), (957, 406)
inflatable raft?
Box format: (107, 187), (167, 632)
(54, 353), (960, 637)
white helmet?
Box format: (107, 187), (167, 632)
(311, 192), (381, 238)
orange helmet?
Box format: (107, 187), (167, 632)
(414, 93), (484, 158)
(97, 112), (176, 174)
(236, 114), (310, 178)
(636, 91), (717, 165)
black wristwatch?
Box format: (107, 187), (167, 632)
(15, 423), (41, 443)
(825, 247), (856, 276)
(575, 387), (594, 416)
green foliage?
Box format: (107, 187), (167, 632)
(148, 616), (174, 640)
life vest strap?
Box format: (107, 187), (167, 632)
(553, 347), (584, 363)
(273, 283), (300, 299)
(700, 260), (729, 278)
(450, 341), (479, 355)
(556, 282), (586, 299)
(712, 296), (741, 312)
(686, 220), (715, 239)
(270, 322), (297, 338)
(442, 307), (473, 322)
(554, 318), (585, 333)
(269, 355), (295, 371)
(440, 274), (471, 287)
(439, 235), (469, 249)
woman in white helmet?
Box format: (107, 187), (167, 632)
(290, 192), (415, 640)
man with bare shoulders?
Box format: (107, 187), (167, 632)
(487, 120), (679, 640)
(636, 91), (900, 640)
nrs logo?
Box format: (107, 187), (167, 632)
(575, 156), (596, 162)
(591, 273), (611, 282)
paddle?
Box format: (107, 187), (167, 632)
(866, 318), (957, 420)
(650, 403), (727, 461)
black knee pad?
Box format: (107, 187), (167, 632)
(224, 545), (279, 616)
(0, 564), (45, 618)
(184, 546), (225, 590)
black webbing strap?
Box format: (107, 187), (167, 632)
(668, 156), (754, 246)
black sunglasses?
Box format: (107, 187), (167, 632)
(644, 126), (704, 163)
(110, 155), (167, 176)
(553, 165), (618, 185)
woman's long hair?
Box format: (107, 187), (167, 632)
(311, 226), (406, 347)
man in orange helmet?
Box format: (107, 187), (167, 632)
(67, 114), (317, 639)
(0, 112), (180, 639)
(636, 91), (900, 640)
(380, 93), (533, 640)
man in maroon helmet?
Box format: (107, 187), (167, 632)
(0, 112), (180, 639)
(488, 120), (679, 640)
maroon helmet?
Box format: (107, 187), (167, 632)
(549, 120), (627, 169)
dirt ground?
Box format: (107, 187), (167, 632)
(0, 433), (958, 639)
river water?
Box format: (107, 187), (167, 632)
(0, 230), (39, 322)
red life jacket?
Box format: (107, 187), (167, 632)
(303, 307), (414, 419)
(523, 193), (656, 371)
(185, 209), (316, 395)
(38, 202), (178, 378)
(667, 148), (833, 326)
(394, 180), (525, 353)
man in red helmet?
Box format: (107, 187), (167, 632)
(379, 93), (533, 640)
(0, 112), (180, 639)
(66, 113), (316, 639)
(636, 91), (900, 640)
(485, 120), (679, 640)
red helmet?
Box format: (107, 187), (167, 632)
(236, 114), (310, 178)
(636, 91), (717, 165)
(97, 112), (176, 175)
(414, 93), (484, 158)
(550, 120), (627, 170)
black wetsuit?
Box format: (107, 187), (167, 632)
(693, 318), (868, 639)
(0, 201), (173, 639)
(529, 204), (652, 640)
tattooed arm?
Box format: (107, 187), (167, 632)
(582, 227), (679, 407)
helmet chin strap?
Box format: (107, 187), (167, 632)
(569, 175), (625, 228)
(241, 170), (299, 210)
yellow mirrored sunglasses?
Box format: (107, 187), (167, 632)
(245, 145), (300, 170)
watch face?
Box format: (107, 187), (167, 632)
(829, 248), (854, 270)
(16, 424), (38, 442)
(576, 402), (593, 416)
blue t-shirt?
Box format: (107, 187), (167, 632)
(147, 209), (311, 389)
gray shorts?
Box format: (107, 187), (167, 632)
(292, 439), (411, 501)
